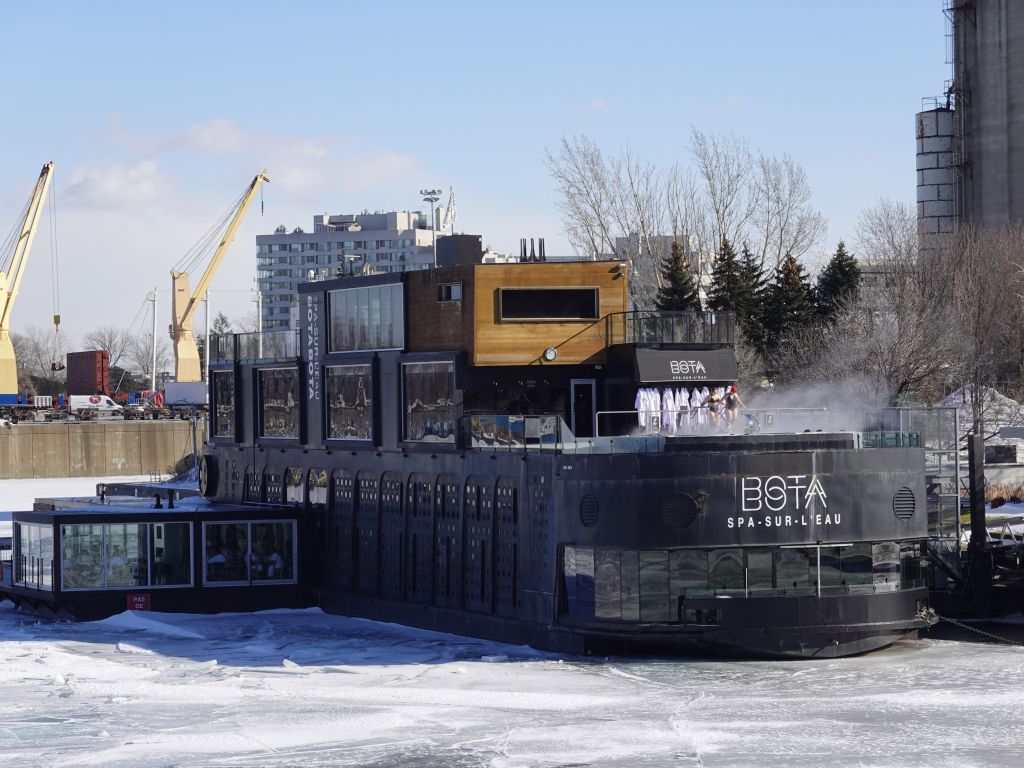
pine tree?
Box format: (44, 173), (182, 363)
(815, 240), (861, 323)
(737, 243), (767, 350)
(654, 240), (702, 312)
(707, 238), (743, 312)
(761, 252), (815, 353)
(212, 311), (233, 336)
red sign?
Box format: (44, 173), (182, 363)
(127, 593), (151, 611)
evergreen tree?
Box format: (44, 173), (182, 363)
(815, 240), (861, 322)
(706, 238), (743, 312)
(761, 252), (816, 353)
(211, 311), (233, 336)
(737, 243), (767, 350)
(654, 240), (702, 312)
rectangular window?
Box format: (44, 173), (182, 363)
(203, 521), (297, 586)
(708, 548), (744, 591)
(213, 371), (235, 438)
(326, 364), (373, 440)
(499, 288), (599, 320)
(872, 542), (900, 591)
(402, 361), (455, 443)
(776, 548), (812, 591)
(594, 549), (621, 619)
(620, 550), (640, 621)
(438, 282), (462, 301)
(259, 368), (299, 438)
(328, 283), (404, 352)
(14, 523), (54, 591)
(639, 550), (670, 622)
(61, 523), (193, 590)
(747, 550), (774, 592)
(669, 549), (709, 599)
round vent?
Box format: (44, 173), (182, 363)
(661, 493), (699, 529)
(199, 455), (218, 498)
(579, 494), (599, 527)
(893, 487), (916, 520)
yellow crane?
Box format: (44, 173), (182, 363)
(0, 162), (55, 397)
(170, 170), (269, 382)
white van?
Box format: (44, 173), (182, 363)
(68, 395), (123, 418)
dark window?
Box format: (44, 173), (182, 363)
(328, 284), (404, 351)
(402, 362), (455, 443)
(438, 282), (462, 301)
(708, 549), (744, 591)
(639, 550), (670, 622)
(776, 548), (812, 591)
(499, 288), (599, 320)
(213, 371), (235, 437)
(325, 364), (373, 440)
(285, 467), (304, 504)
(594, 549), (622, 619)
(259, 368), (299, 438)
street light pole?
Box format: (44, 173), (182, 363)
(420, 188), (441, 267)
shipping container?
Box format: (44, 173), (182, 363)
(66, 350), (110, 396)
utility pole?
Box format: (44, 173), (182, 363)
(204, 293), (210, 384)
(253, 283), (263, 358)
(420, 188), (441, 267)
(149, 287), (158, 391)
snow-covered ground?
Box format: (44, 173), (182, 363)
(0, 604), (1022, 767)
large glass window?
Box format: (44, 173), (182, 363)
(259, 367), (299, 438)
(499, 288), (599, 320)
(328, 283), (404, 352)
(708, 549), (744, 591)
(15, 523), (54, 591)
(213, 371), (235, 437)
(747, 550), (775, 592)
(61, 523), (192, 590)
(203, 521), (297, 586)
(670, 550), (709, 598)
(594, 549), (622, 619)
(639, 550), (670, 622)
(872, 542), (900, 591)
(105, 523), (148, 588)
(776, 548), (812, 592)
(403, 362), (455, 443)
(326, 364), (372, 440)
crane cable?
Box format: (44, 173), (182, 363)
(172, 188), (248, 276)
(48, 172), (61, 345)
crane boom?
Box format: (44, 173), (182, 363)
(0, 162), (55, 396)
(171, 170), (269, 383)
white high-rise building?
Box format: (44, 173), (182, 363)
(256, 211), (436, 330)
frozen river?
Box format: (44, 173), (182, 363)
(0, 603), (1021, 767)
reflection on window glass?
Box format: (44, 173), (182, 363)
(403, 362), (455, 442)
(213, 371), (235, 437)
(900, 542), (924, 589)
(747, 550), (774, 592)
(326, 364), (372, 440)
(639, 550), (670, 622)
(872, 542), (900, 590)
(563, 546), (577, 611)
(15, 523), (55, 591)
(574, 547), (595, 617)
(205, 523), (249, 583)
(105, 523), (148, 588)
(709, 549), (744, 590)
(594, 549), (621, 619)
(820, 546), (844, 590)
(151, 523), (192, 585)
(260, 368), (299, 438)
(328, 284), (404, 351)
(670, 550), (709, 598)
(285, 467), (304, 505)
(251, 522), (295, 581)
(620, 550), (640, 621)
(776, 548), (812, 591)
(62, 524), (105, 590)
(842, 543), (873, 589)
(308, 469), (329, 507)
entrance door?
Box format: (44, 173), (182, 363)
(570, 379), (596, 438)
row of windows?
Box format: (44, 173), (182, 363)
(257, 239), (418, 255)
(562, 543), (924, 623)
(212, 361), (455, 445)
(14, 521), (297, 593)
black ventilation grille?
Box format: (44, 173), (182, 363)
(579, 494), (599, 527)
(893, 487), (916, 520)
(661, 493), (699, 529)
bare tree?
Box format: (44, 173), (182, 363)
(11, 325), (69, 391)
(688, 129), (756, 255)
(83, 325), (133, 370)
(126, 332), (171, 384)
(751, 153), (827, 270)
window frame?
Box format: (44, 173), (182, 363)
(498, 287), (599, 322)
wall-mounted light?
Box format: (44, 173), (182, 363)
(543, 347), (557, 362)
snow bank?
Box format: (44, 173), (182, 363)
(90, 611), (206, 639)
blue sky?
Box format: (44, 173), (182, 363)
(1, 1), (947, 345)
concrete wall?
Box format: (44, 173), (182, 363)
(0, 420), (205, 479)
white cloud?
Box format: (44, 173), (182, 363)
(586, 98), (607, 113)
(63, 160), (170, 210)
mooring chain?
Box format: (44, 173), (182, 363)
(936, 614), (1024, 646)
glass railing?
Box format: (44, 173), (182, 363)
(460, 414), (667, 454)
(210, 331), (300, 363)
(605, 310), (736, 347)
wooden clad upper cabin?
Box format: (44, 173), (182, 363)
(404, 261), (628, 366)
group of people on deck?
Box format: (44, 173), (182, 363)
(634, 384), (745, 435)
